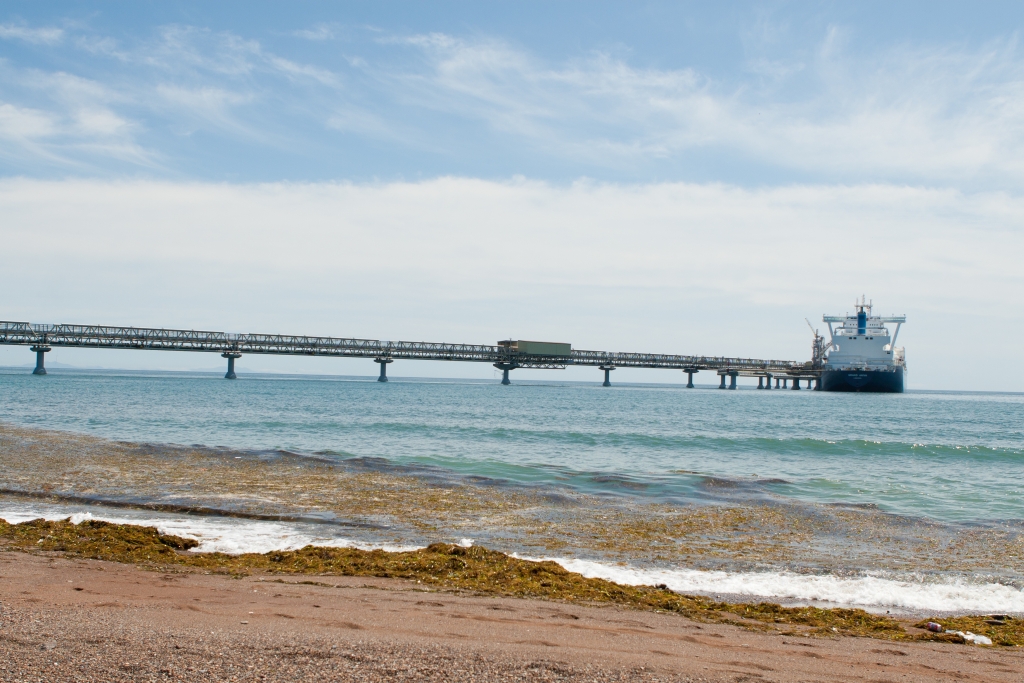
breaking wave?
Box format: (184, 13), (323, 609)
(4, 501), (1020, 615)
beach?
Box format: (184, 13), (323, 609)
(2, 373), (1024, 680)
(3, 550), (1022, 682)
(6, 1), (1024, 678)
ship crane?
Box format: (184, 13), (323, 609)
(805, 318), (828, 367)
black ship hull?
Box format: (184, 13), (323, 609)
(820, 369), (904, 393)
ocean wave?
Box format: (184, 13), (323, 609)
(339, 423), (1024, 461)
(0, 504), (420, 555)
(538, 557), (1024, 615)
(3, 502), (1020, 615)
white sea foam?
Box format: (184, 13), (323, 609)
(0, 503), (421, 554)
(4, 502), (1021, 614)
(529, 556), (1024, 614)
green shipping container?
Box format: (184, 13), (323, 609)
(512, 340), (572, 356)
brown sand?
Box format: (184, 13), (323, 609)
(1, 552), (1020, 682)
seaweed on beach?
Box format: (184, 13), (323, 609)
(2, 517), (1017, 646)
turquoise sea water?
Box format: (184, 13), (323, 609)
(2, 367), (1024, 613)
(1, 368), (1021, 523)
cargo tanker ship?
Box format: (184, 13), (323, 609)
(820, 297), (906, 393)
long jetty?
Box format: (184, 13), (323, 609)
(0, 320), (822, 389)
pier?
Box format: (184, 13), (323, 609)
(0, 321), (821, 388)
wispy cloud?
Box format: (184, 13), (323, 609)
(148, 25), (261, 77)
(3, 19), (1024, 187)
(0, 102), (58, 140)
(0, 23), (64, 45)
(155, 84), (255, 135)
(292, 23), (336, 41)
(386, 32), (1024, 187)
(74, 35), (130, 61)
(0, 66), (158, 171)
(266, 56), (338, 86)
(0, 23), (348, 172)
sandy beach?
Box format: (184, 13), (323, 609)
(1, 550), (1020, 682)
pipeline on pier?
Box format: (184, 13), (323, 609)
(0, 321), (821, 388)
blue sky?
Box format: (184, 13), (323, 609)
(2, 2), (1024, 389)
(5, 1), (1024, 186)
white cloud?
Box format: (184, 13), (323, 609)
(0, 23), (64, 45)
(153, 84), (295, 150)
(148, 25), (336, 87)
(156, 84), (250, 106)
(4, 21), (1024, 194)
(0, 178), (1020, 389)
(267, 56), (338, 86)
(0, 69), (156, 169)
(40, 73), (140, 142)
(389, 32), (1024, 187)
(0, 102), (57, 140)
(292, 23), (336, 41)
(75, 36), (130, 61)
(149, 25), (260, 77)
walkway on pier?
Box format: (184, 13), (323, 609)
(0, 320), (821, 388)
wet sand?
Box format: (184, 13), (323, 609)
(1, 551), (1020, 682)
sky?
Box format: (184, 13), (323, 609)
(2, 1), (1023, 389)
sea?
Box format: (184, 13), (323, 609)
(2, 367), (1022, 616)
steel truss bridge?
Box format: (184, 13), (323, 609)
(0, 321), (822, 389)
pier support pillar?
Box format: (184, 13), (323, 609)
(493, 363), (517, 385)
(719, 373), (727, 389)
(600, 366), (615, 387)
(782, 378), (788, 388)
(792, 377), (801, 390)
(765, 373), (772, 390)
(813, 377), (821, 391)
(757, 376), (764, 389)
(685, 369), (698, 388)
(374, 357), (393, 382)
(221, 352), (241, 380)
(30, 345), (50, 375)
(729, 372), (738, 390)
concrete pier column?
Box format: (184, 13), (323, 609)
(374, 357), (393, 382)
(765, 373), (773, 390)
(30, 345), (50, 375)
(729, 372), (738, 390)
(792, 377), (801, 390)
(493, 363), (516, 385)
(757, 376), (764, 389)
(814, 377), (821, 390)
(600, 366), (615, 387)
(719, 373), (727, 389)
(221, 352), (241, 380)
(782, 378), (788, 388)
(685, 369), (697, 388)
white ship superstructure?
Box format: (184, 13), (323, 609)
(820, 297), (906, 392)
